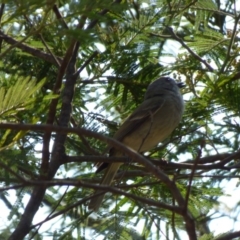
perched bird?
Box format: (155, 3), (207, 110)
(89, 77), (185, 211)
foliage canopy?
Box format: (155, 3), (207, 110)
(0, 0), (240, 239)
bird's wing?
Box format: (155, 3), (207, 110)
(96, 96), (165, 173)
(113, 96), (165, 142)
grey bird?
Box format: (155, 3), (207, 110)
(89, 76), (185, 211)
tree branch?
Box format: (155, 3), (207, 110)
(215, 231), (240, 240)
(0, 122), (197, 240)
(0, 30), (62, 66)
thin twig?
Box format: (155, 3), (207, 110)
(13, 178), (184, 215)
(184, 147), (202, 212)
(0, 30), (62, 66)
(30, 195), (94, 229)
(220, 14), (240, 73)
(29, 186), (70, 239)
(0, 161), (27, 182)
(0, 184), (25, 192)
(167, 27), (214, 72)
(22, 13), (61, 67)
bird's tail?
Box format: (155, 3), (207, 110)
(88, 163), (122, 211)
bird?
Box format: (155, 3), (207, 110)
(88, 76), (185, 211)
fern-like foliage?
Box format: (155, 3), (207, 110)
(0, 76), (45, 119)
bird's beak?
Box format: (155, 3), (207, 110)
(177, 82), (185, 88)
